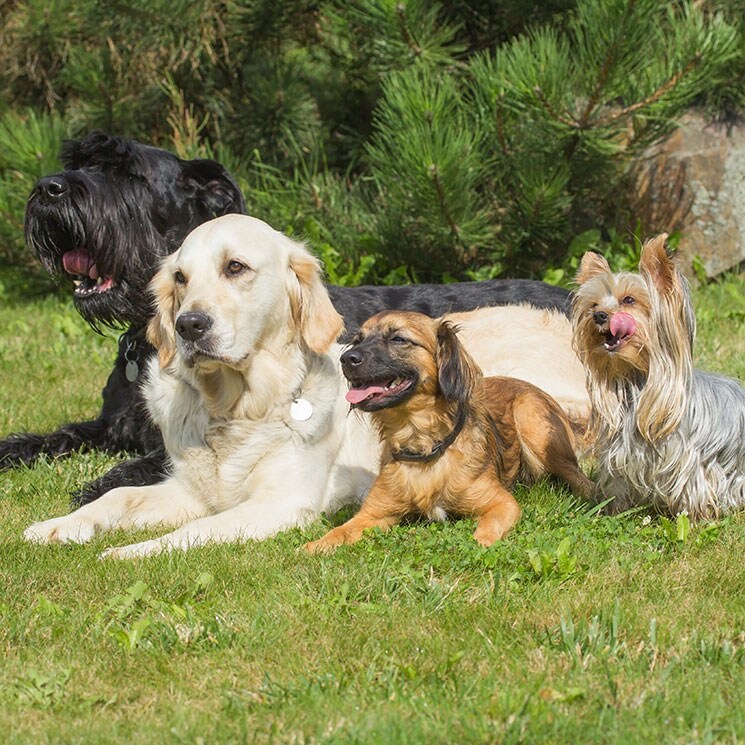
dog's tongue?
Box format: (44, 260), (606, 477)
(62, 250), (98, 279)
(346, 385), (386, 405)
(610, 312), (636, 338)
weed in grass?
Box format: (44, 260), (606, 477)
(690, 633), (745, 667)
(96, 574), (235, 653)
(544, 601), (626, 668)
(659, 512), (691, 546)
(527, 537), (578, 583)
(14, 667), (71, 709)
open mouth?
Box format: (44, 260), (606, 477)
(602, 312), (636, 352)
(63, 250), (117, 298)
(346, 376), (414, 407)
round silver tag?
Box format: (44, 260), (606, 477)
(290, 398), (313, 421)
(125, 360), (139, 383)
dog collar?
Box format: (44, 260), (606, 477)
(391, 405), (468, 463)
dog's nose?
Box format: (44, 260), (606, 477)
(341, 347), (364, 367)
(176, 312), (213, 341)
(593, 310), (609, 326)
(35, 176), (70, 200)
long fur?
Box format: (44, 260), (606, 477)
(23, 215), (379, 558)
(572, 234), (745, 518)
(305, 311), (592, 552)
(447, 304), (590, 429)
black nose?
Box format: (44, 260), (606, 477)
(341, 347), (364, 367)
(593, 310), (609, 326)
(35, 175), (70, 200)
(176, 312), (213, 341)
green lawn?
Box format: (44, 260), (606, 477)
(1, 266), (744, 744)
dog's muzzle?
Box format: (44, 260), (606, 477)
(176, 312), (213, 342)
(593, 310), (637, 352)
(32, 175), (71, 204)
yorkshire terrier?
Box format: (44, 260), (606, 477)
(305, 310), (592, 552)
(572, 233), (745, 519)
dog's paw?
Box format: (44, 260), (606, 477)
(472, 523), (504, 547)
(100, 538), (165, 560)
(24, 516), (97, 545)
(303, 536), (342, 554)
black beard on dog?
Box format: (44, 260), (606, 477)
(25, 132), (245, 331)
(1, 132), (245, 504)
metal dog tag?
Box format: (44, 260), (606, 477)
(125, 360), (139, 382)
(290, 398), (313, 421)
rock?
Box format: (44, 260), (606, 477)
(634, 112), (745, 279)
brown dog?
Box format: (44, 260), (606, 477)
(305, 310), (592, 552)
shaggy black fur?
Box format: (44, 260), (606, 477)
(2, 132), (245, 503)
(2, 132), (571, 506)
(330, 279), (570, 333)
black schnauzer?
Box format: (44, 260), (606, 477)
(2, 132), (245, 503)
(2, 132), (571, 506)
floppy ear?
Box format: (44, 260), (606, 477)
(146, 256), (179, 368)
(575, 251), (611, 285)
(288, 243), (344, 354)
(435, 321), (479, 406)
(638, 233), (677, 295)
(180, 160), (246, 218)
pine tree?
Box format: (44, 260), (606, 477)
(0, 0), (742, 282)
(361, 0), (739, 278)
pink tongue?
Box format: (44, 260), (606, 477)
(62, 250), (98, 279)
(610, 312), (636, 338)
(346, 385), (386, 405)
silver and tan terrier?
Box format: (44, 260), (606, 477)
(572, 233), (745, 519)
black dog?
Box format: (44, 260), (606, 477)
(2, 132), (571, 505)
(2, 133), (245, 502)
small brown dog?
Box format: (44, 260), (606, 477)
(305, 310), (592, 552)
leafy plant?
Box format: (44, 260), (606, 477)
(15, 668), (71, 709)
(527, 536), (578, 582)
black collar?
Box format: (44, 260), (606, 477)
(391, 404), (468, 463)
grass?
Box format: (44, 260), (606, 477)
(1, 266), (744, 744)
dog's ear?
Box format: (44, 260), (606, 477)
(576, 251), (611, 285)
(639, 233), (677, 295)
(147, 256), (179, 368)
(288, 244), (344, 354)
(180, 160), (246, 218)
(435, 321), (479, 406)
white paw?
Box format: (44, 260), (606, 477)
(100, 538), (165, 560)
(24, 516), (97, 545)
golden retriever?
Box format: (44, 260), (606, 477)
(24, 214), (379, 558)
(305, 311), (592, 552)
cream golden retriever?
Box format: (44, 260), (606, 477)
(24, 215), (380, 557)
(24, 214), (588, 557)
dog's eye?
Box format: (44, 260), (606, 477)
(390, 336), (410, 345)
(174, 270), (187, 285)
(225, 260), (249, 277)
(621, 296), (635, 305)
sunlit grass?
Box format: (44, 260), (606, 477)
(1, 267), (744, 743)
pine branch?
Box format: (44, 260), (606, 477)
(532, 85), (576, 128)
(395, 3), (423, 57)
(428, 162), (463, 249)
(577, 0), (637, 130)
(593, 53), (703, 127)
